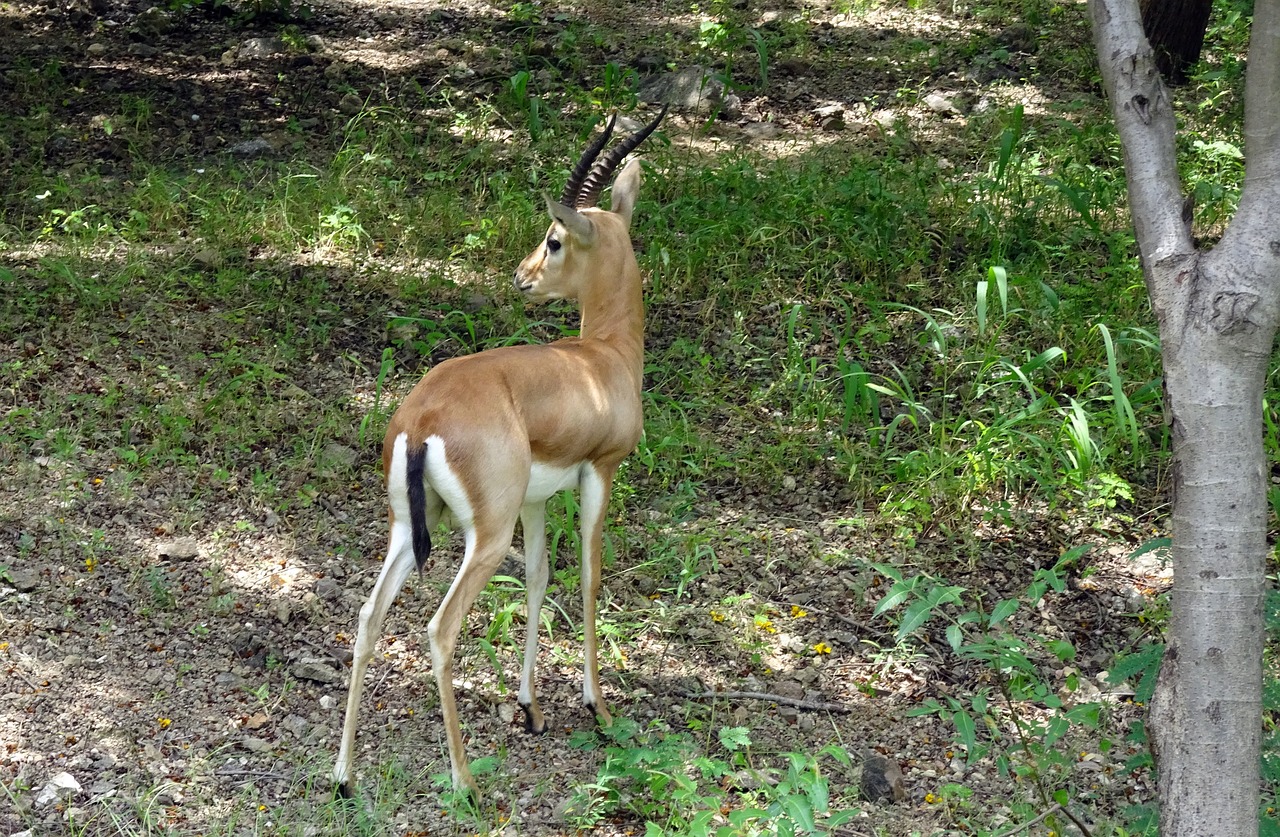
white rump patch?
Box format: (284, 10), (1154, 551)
(423, 435), (475, 529)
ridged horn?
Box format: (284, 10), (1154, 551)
(559, 113), (617, 206)
(576, 104), (669, 209)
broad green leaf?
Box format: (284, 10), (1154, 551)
(953, 709), (978, 754)
(897, 598), (935, 639)
(989, 598), (1019, 626)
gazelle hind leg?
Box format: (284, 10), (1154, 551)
(333, 523), (417, 795)
(428, 523), (518, 795)
(578, 465), (613, 726)
(517, 502), (549, 734)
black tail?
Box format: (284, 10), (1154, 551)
(405, 442), (432, 574)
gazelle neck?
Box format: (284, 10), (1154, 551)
(578, 254), (644, 373)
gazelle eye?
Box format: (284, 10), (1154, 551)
(546, 238), (561, 254)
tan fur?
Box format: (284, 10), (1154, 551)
(333, 157), (648, 797)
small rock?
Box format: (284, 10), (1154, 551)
(215, 672), (244, 690)
(322, 443), (358, 469)
(319, 694), (338, 710)
(133, 6), (172, 36)
(273, 599), (291, 625)
(264, 511), (280, 528)
(871, 109), (897, 129)
(293, 658), (341, 684)
(498, 703), (516, 724)
(815, 104), (845, 132)
(782, 475), (797, 490)
(86, 778), (118, 796)
(237, 37), (286, 60)
(227, 138), (274, 158)
(860, 752), (906, 802)
(636, 53), (666, 73)
(720, 92), (742, 120)
(314, 578), (342, 601)
(774, 680), (804, 700)
(281, 714), (310, 739)
(127, 44), (160, 58)
(245, 712), (270, 730)
(190, 248), (222, 269)
(241, 737), (271, 753)
(777, 705), (799, 725)
(86, 43), (106, 56)
(6, 567), (39, 592)
(742, 121), (782, 141)
(154, 788), (183, 805)
(924, 91), (962, 116)
(338, 92), (364, 115)
(35, 773), (81, 808)
(156, 537), (199, 560)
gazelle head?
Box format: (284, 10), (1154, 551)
(514, 107), (667, 301)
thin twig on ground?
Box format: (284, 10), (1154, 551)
(991, 803), (1062, 837)
(685, 690), (853, 714)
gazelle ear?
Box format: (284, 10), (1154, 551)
(608, 158), (644, 227)
(544, 193), (595, 241)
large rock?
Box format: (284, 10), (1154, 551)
(860, 752), (906, 802)
(638, 66), (726, 114)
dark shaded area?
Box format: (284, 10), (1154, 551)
(1140, 0), (1213, 84)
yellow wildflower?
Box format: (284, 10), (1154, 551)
(791, 605), (808, 618)
(812, 642), (832, 654)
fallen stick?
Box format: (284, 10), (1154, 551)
(991, 802), (1063, 837)
(684, 690), (853, 714)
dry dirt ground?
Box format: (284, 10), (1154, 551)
(1, 0), (1163, 834)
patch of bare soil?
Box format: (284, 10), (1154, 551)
(1, 0), (1156, 834)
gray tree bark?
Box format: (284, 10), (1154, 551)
(1089, 0), (1280, 834)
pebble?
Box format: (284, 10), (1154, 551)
(281, 714), (310, 739)
(35, 772), (80, 807)
(156, 538), (199, 560)
(292, 658), (342, 684)
(241, 737), (271, 753)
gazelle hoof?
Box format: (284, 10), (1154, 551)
(519, 702), (548, 735)
(585, 701), (613, 728)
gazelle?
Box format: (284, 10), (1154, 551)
(332, 108), (666, 797)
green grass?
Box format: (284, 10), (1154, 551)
(0, 0), (1272, 833)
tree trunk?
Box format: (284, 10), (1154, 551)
(1140, 0), (1213, 84)
(1089, 0), (1280, 834)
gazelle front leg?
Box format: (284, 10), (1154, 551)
(518, 501), (550, 734)
(578, 463), (614, 727)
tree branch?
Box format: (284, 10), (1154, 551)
(1089, 0), (1194, 272)
(1231, 0), (1280, 233)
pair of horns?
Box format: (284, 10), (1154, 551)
(560, 105), (669, 210)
